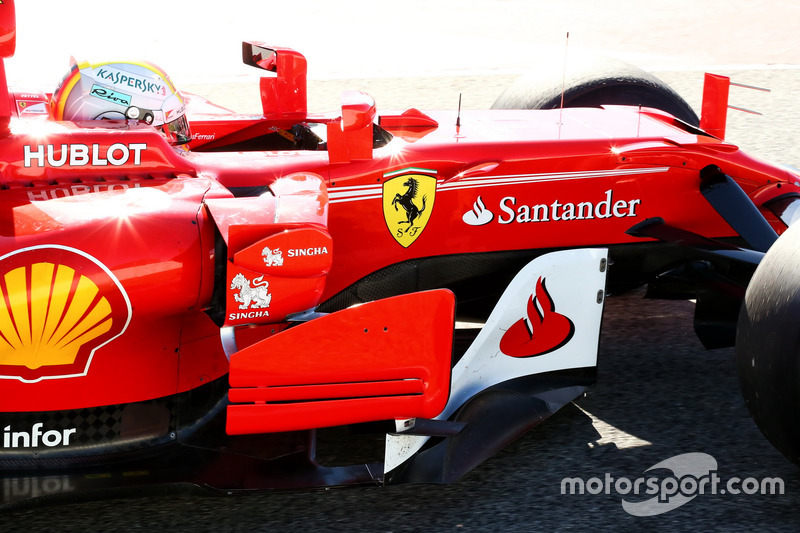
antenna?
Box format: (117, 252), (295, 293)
(728, 81), (771, 115)
(559, 33), (569, 120)
(456, 93), (462, 128)
(637, 105), (642, 137)
(559, 32), (569, 110)
(558, 32), (569, 137)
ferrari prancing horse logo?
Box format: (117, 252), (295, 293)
(382, 172), (437, 247)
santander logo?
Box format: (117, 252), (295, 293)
(461, 189), (641, 227)
(462, 196), (494, 226)
(499, 277), (575, 358)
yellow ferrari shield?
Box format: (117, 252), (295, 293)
(382, 173), (437, 248)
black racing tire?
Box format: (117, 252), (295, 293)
(737, 221), (800, 466)
(491, 56), (699, 126)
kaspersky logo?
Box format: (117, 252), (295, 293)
(499, 277), (575, 357)
(0, 246), (131, 383)
(95, 67), (167, 96)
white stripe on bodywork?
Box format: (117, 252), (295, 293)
(438, 167), (669, 191)
(327, 168), (668, 204)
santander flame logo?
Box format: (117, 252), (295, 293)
(499, 277), (575, 358)
(462, 196), (494, 226)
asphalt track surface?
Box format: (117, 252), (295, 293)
(4, 1), (800, 531)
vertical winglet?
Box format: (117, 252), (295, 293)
(699, 73), (770, 140)
(700, 73), (730, 140)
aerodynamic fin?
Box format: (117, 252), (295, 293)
(384, 248), (608, 483)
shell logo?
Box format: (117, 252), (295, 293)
(0, 246), (131, 383)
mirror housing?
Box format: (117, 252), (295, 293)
(328, 92), (376, 163)
(0, 0), (15, 59)
(242, 42), (277, 72)
(242, 42), (307, 120)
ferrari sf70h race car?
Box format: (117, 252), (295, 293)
(1, 0), (800, 507)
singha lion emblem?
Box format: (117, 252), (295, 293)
(262, 246), (284, 267)
(230, 273), (272, 310)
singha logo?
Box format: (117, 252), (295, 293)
(230, 273), (272, 310)
(262, 246), (284, 267)
(499, 277), (574, 358)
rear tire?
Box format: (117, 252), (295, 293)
(737, 222), (800, 466)
(491, 56), (699, 126)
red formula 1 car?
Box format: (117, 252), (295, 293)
(1, 0), (799, 506)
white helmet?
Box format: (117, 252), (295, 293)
(51, 60), (191, 145)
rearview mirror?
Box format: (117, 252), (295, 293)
(242, 42), (308, 120)
(242, 42), (277, 72)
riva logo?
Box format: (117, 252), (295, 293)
(90, 84), (132, 107)
(24, 143), (147, 168)
(3, 423), (77, 448)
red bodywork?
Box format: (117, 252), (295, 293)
(0, 42), (796, 414)
(0, 0), (797, 499)
(2, 81), (795, 402)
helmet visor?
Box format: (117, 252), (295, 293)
(163, 114), (191, 145)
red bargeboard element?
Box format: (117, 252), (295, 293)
(226, 289), (455, 434)
(499, 277), (575, 358)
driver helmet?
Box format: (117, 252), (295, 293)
(51, 60), (191, 145)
